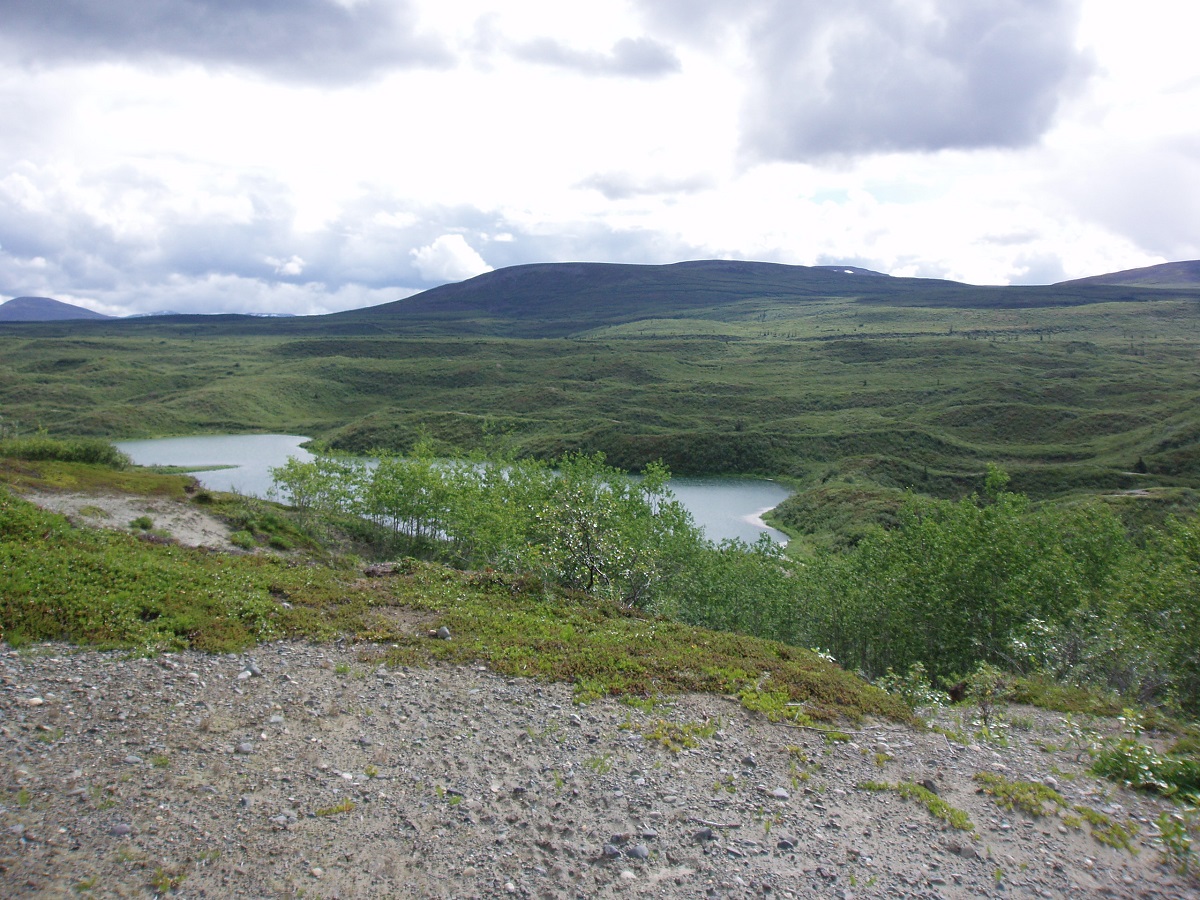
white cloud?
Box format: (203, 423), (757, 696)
(410, 234), (493, 283)
(0, 0), (1195, 316)
(268, 255), (306, 277)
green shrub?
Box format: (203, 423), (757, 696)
(228, 530), (257, 550)
(0, 436), (129, 469)
(1091, 737), (1200, 798)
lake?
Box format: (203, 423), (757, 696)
(115, 434), (790, 545)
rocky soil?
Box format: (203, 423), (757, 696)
(1, 641), (1197, 900)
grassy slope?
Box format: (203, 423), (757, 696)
(0, 461), (909, 724)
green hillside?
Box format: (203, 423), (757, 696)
(3, 260), (1200, 547)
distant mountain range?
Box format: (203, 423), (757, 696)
(0, 296), (112, 322)
(0, 298), (297, 322)
(3, 259), (1197, 326)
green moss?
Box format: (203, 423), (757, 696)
(857, 780), (974, 831)
(973, 771), (1067, 817)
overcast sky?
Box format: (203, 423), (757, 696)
(1, 0), (1196, 316)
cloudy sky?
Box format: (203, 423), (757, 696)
(1, 0), (1196, 316)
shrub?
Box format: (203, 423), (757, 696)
(0, 436), (129, 469)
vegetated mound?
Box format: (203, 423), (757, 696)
(1059, 259), (1200, 289)
(0, 296), (111, 321)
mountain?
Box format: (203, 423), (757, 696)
(326, 258), (1200, 339)
(0, 296), (111, 322)
(326, 260), (958, 337)
(1058, 260), (1200, 289)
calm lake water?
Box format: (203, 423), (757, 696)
(115, 434), (790, 545)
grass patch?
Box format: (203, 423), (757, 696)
(314, 798), (355, 817)
(629, 718), (719, 752)
(858, 779), (974, 831)
(973, 770), (1141, 852)
(1009, 676), (1125, 717)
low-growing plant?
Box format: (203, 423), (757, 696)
(876, 662), (948, 708)
(150, 865), (187, 893)
(129, 515), (154, 530)
(857, 780), (974, 831)
(1073, 805), (1139, 852)
(1090, 737), (1200, 798)
(636, 718), (718, 752)
(314, 798), (355, 817)
(584, 753), (613, 775)
(229, 530), (257, 550)
(1157, 807), (1198, 877)
(973, 771), (1066, 817)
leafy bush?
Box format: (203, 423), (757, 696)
(1091, 737), (1200, 799)
(0, 436), (129, 469)
(273, 446), (717, 610)
(795, 473), (1133, 683)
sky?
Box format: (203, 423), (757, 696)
(0, 0), (1197, 317)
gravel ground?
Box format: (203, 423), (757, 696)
(2, 641), (1197, 900)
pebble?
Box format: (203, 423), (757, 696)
(627, 844), (650, 859)
(123, 755), (142, 765)
(769, 787), (789, 800)
(236, 742), (254, 754)
(109, 824), (133, 837)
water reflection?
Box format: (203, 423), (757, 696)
(115, 434), (788, 545)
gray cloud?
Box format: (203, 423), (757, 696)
(0, 0), (451, 84)
(513, 36), (680, 78)
(0, 159), (717, 315)
(636, 0), (1091, 159)
(1055, 141), (1200, 262)
(2, 163), (704, 314)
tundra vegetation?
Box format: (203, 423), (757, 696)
(2, 269), (1200, 867)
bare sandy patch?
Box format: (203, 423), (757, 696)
(19, 489), (236, 550)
